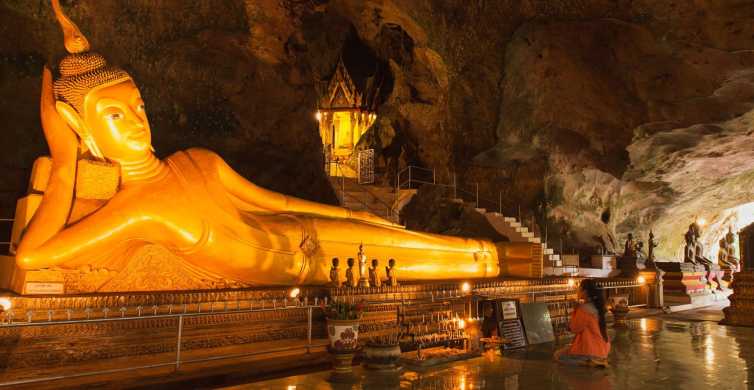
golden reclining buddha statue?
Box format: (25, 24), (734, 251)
(6, 1), (537, 293)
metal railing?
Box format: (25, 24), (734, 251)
(0, 298), (326, 387)
(329, 160), (396, 221)
(596, 279), (653, 308)
(395, 165), (542, 234)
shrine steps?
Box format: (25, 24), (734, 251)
(329, 177), (414, 223)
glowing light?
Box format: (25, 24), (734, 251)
(315, 111), (322, 121)
(697, 217), (706, 227)
(567, 278), (575, 288)
(704, 335), (715, 368)
(0, 298), (11, 311)
(461, 282), (471, 293)
(639, 318), (647, 331)
(637, 275), (646, 285)
(289, 287), (300, 299)
(458, 318), (466, 329)
(287, 386), (297, 390)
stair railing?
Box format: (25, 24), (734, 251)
(331, 161), (397, 222)
(392, 165), (552, 249)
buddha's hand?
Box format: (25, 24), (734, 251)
(41, 66), (78, 163)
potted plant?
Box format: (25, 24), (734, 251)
(323, 300), (363, 381)
(324, 301), (364, 351)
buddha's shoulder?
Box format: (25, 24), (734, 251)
(165, 148), (225, 175)
(166, 148), (223, 165)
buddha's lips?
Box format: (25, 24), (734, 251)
(129, 130), (147, 139)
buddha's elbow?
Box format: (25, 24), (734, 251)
(15, 248), (42, 270)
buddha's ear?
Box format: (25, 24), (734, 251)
(55, 101), (104, 159)
(55, 101), (85, 138)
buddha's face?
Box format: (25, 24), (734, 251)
(81, 79), (151, 162)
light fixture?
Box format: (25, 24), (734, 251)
(636, 275), (646, 285)
(461, 282), (471, 293)
(0, 297), (11, 311)
(567, 278), (575, 288)
(315, 111), (322, 121)
(458, 318), (466, 329)
(289, 287), (301, 299)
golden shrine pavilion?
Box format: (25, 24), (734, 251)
(316, 56), (378, 178)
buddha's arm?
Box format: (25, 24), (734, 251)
(15, 198), (176, 269)
(199, 149), (401, 227)
(16, 68), (79, 263)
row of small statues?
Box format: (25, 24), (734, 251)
(329, 245), (398, 288)
(684, 223), (739, 269)
(622, 224), (740, 270)
(623, 231), (658, 264)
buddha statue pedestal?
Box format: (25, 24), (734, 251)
(617, 256), (644, 277)
(722, 271), (754, 326)
(656, 262), (710, 305)
(722, 222), (754, 326)
(1, 244), (256, 295)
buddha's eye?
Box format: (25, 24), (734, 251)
(106, 112), (124, 121)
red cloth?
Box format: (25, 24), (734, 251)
(567, 304), (610, 358)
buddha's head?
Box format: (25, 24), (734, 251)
(50, 0), (152, 164)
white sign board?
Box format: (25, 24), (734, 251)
(501, 300), (518, 320)
(25, 282), (64, 295)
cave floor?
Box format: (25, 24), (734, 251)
(226, 307), (751, 390)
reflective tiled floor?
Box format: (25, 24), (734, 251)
(228, 317), (753, 390)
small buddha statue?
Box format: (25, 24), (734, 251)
(646, 230), (658, 268)
(357, 244), (370, 288)
(691, 223), (713, 268)
(369, 259), (381, 288)
(329, 258), (340, 288)
(684, 224), (697, 263)
(385, 258), (398, 287)
(345, 258), (356, 288)
(721, 226), (740, 270)
(623, 233), (636, 259)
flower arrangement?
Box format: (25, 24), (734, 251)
(323, 301), (364, 320)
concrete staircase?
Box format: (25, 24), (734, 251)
(329, 177), (414, 223)
(447, 198), (563, 274)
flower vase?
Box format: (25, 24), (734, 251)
(326, 317), (360, 382)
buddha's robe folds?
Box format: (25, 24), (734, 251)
(79, 148), (501, 286)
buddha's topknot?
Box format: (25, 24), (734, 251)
(51, 0), (131, 113)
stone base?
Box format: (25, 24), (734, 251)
(723, 271), (754, 326)
(0, 244), (256, 295)
(663, 291), (714, 305)
(656, 262), (710, 305)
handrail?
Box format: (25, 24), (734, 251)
(329, 160), (395, 221)
(394, 166), (548, 246)
(0, 302), (322, 387)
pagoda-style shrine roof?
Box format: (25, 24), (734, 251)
(318, 53), (383, 112)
